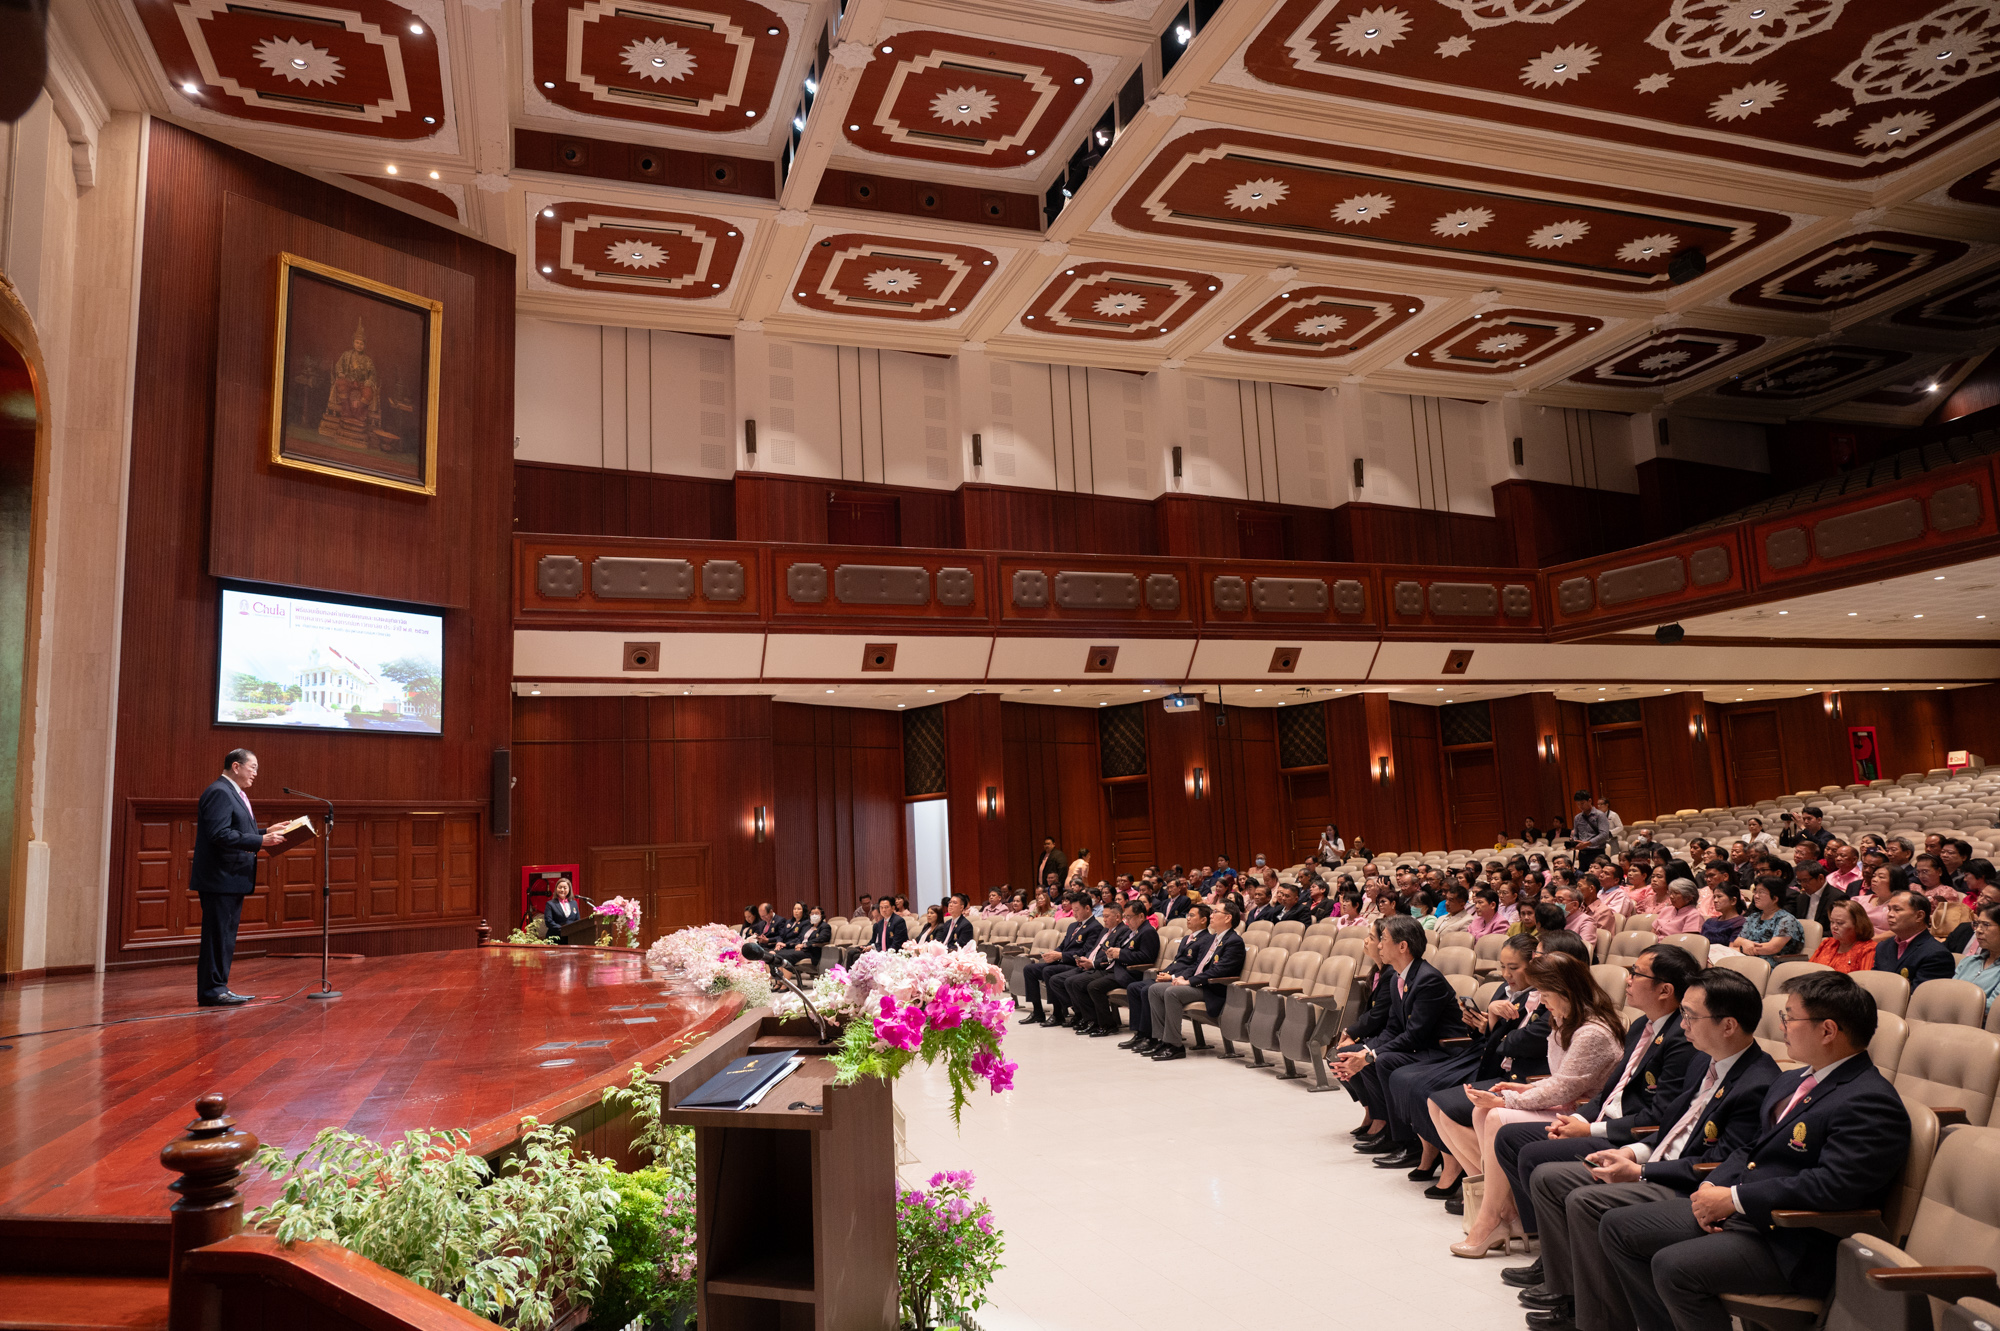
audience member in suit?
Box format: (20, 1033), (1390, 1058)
(1019, 896), (1104, 1025)
(1783, 860), (1839, 937)
(1597, 970), (1911, 1331)
(1874, 890), (1954, 987)
(1157, 879), (1193, 922)
(544, 878), (583, 943)
(939, 893), (976, 950)
(191, 748), (286, 1006)
(1046, 911), (1129, 1027)
(1035, 839), (1067, 890)
(1515, 967), (1782, 1331)
(1245, 885), (1280, 925)
(1122, 905), (1207, 1053)
(1275, 884), (1315, 925)
(1401, 934), (1549, 1199)
(1486, 944), (1700, 1277)
(1147, 902), (1247, 1060)
(1338, 916), (1472, 1161)
(1081, 902), (1160, 1037)
(913, 905), (946, 945)
(866, 898), (908, 954)
(773, 906), (831, 973)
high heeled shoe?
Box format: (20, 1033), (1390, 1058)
(1449, 1228), (1514, 1259)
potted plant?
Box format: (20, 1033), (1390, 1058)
(896, 1171), (1004, 1331)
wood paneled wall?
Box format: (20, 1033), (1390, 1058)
(1633, 458), (1781, 545)
(956, 484), (1157, 555)
(1712, 687), (1993, 808)
(734, 472), (954, 547)
(944, 693), (1009, 898)
(1154, 495), (1338, 562)
(511, 696), (904, 924)
(515, 460), (734, 540)
(1213, 707), (1289, 867)
(1492, 479), (1647, 570)
(999, 704), (1107, 892)
(112, 123), (515, 965)
(1330, 503), (1505, 567)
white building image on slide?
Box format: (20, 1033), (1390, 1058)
(294, 646), (404, 714)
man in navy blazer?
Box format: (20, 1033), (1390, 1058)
(1122, 903), (1206, 1053)
(1339, 916), (1471, 1160)
(866, 898), (908, 954)
(1873, 891), (1955, 988)
(1148, 901), (1246, 1060)
(191, 749), (284, 1006)
(939, 893), (976, 950)
(1597, 970), (1911, 1331)
(1515, 966), (1783, 1331)
(1020, 896), (1103, 1025)
(1079, 901), (1159, 1037)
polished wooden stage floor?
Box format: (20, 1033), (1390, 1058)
(0, 947), (738, 1218)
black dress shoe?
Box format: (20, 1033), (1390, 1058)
(1088, 1027), (1116, 1037)
(1151, 1045), (1186, 1061)
(1350, 1121), (1378, 1138)
(1500, 1260), (1545, 1289)
(1407, 1158), (1442, 1182)
(1352, 1135), (1398, 1154)
(199, 993), (251, 1007)
(1524, 1310), (1576, 1331)
(222, 991), (255, 1001)
(1423, 1178), (1463, 1201)
(1372, 1148), (1421, 1169)
(1018, 1009), (1045, 1024)
(1131, 1039), (1159, 1054)
(1518, 1288), (1569, 1312)
(1444, 1197), (1464, 1216)
(1117, 1035), (1147, 1049)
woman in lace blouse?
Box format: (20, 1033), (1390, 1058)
(1448, 951), (1626, 1258)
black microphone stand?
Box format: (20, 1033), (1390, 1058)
(741, 939), (830, 1045)
(283, 787), (340, 1000)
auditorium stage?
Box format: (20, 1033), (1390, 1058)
(0, 947), (739, 1218)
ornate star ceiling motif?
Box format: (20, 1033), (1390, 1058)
(1569, 327), (1766, 388)
(1021, 261), (1223, 340)
(1892, 265), (2000, 332)
(529, 0), (788, 131)
(1221, 285), (1422, 358)
(1404, 307), (1599, 375)
(1714, 343), (1911, 400)
(845, 30), (1094, 168)
(789, 232), (999, 320)
(1849, 356), (1974, 408)
(1243, 0), (2000, 180)
(533, 201), (746, 297)
(1729, 230), (1972, 313)
(1112, 129), (1789, 291)
(1946, 154), (2000, 207)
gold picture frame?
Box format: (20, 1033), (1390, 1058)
(269, 253), (442, 496)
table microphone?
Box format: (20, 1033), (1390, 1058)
(739, 939), (831, 1044)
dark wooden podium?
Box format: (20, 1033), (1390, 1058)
(654, 1007), (896, 1331)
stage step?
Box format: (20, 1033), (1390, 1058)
(0, 1274), (167, 1331)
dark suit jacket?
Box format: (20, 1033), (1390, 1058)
(1346, 966), (1397, 1043)
(1639, 1045), (1782, 1190)
(191, 777), (263, 896)
(868, 915), (909, 952)
(1785, 885), (1839, 934)
(940, 915), (975, 949)
(1052, 916), (1105, 963)
(1159, 894), (1192, 921)
(1701, 1056), (1911, 1295)
(1277, 904), (1315, 925)
(1584, 1012), (1696, 1146)
(1108, 923), (1161, 986)
(1246, 904), (1282, 925)
(787, 921), (832, 957)
(1473, 992), (1552, 1081)
(1185, 929), (1246, 1015)
(544, 897), (583, 939)
(1874, 931), (1955, 987)
(1073, 924), (1130, 975)
(1372, 959), (1471, 1056)
(1159, 929), (1206, 980)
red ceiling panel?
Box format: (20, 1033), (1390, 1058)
(528, 0), (788, 131)
(1729, 230), (1971, 313)
(844, 30), (1094, 169)
(1021, 260), (1223, 340)
(533, 201), (746, 298)
(1403, 307), (1600, 375)
(789, 232), (999, 320)
(1221, 284), (1424, 359)
(1568, 326), (1767, 388)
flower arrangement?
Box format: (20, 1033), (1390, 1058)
(643, 923), (773, 1008)
(772, 941), (1016, 1125)
(896, 1170), (1004, 1330)
(594, 896), (642, 948)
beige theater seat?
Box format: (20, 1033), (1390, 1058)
(1432, 949), (1476, 979)
(1665, 932), (1711, 960)
(1471, 932), (1510, 976)
(1893, 1023), (2000, 1127)
(1771, 959), (1833, 992)
(1245, 950), (1325, 1071)
(1287, 954), (1358, 1091)
(1714, 953), (1774, 994)
(1188, 946), (1286, 1057)
(1591, 964), (1629, 1009)
(1756, 993), (1794, 1063)
(1722, 1098), (1943, 1331)
(1625, 913), (1657, 935)
(1855, 970), (1916, 1017)
(1913, 979), (1991, 1029)
(1436, 929), (1473, 953)
(1606, 930), (1658, 969)
(1874, 1012), (1911, 1077)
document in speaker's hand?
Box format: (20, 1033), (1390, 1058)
(265, 816), (318, 854)
(680, 1052), (802, 1110)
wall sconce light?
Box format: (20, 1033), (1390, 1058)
(1690, 714), (1707, 742)
(1824, 691), (1841, 718)
(753, 805), (767, 843)
(1375, 755), (1391, 784)
(985, 786), (998, 819)
(1191, 767), (1206, 800)
(1540, 734), (1557, 764)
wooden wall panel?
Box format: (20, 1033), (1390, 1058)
(735, 472), (954, 548)
(1591, 727), (1655, 826)
(1634, 458), (1780, 546)
(1724, 709), (1786, 806)
(1154, 495), (1337, 563)
(956, 485), (1157, 555)
(1640, 692), (1718, 817)
(1444, 748), (1503, 850)
(1214, 707), (1288, 867)
(1948, 684), (2000, 769)
(113, 122), (514, 966)
(514, 461), (735, 540)
(1492, 479), (1647, 570)
(1333, 503), (1505, 568)
(999, 703), (1107, 893)
(770, 703), (904, 918)
(943, 693), (1008, 899)
(1144, 704), (1223, 872)
(1490, 693), (1573, 836)
(1391, 702), (1449, 853)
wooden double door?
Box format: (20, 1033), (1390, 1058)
(585, 842), (712, 947)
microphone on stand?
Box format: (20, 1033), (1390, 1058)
(740, 938), (831, 1045)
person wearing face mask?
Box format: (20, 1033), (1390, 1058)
(773, 904), (831, 974)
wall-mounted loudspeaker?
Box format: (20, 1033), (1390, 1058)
(744, 418), (757, 456)
(1512, 437), (1523, 466)
(1443, 649), (1474, 675)
(971, 432), (982, 468)
(861, 643), (898, 672)
(1268, 647), (1300, 673)
(624, 641), (661, 671)
(492, 749), (511, 837)
(1352, 458), (1365, 487)
(1084, 645), (1119, 673)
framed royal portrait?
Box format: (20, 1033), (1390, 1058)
(269, 253), (442, 496)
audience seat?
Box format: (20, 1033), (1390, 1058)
(1755, 993), (1792, 1062)
(1436, 929), (1472, 953)
(1591, 964), (1629, 1009)
(1984, 999), (2000, 1038)
(1606, 930), (1658, 969)
(1943, 1298), (2000, 1331)
(1432, 949), (1476, 979)
(1912, 980), (1991, 1029)
(1856, 970), (1916, 1017)
(1271, 921), (1306, 946)
(1893, 1023), (2000, 1127)
(1771, 959), (1833, 991)
(1446, 974), (1481, 1002)
(1625, 913), (1657, 935)
(1471, 932), (1509, 977)
(1715, 953), (1774, 993)
(1245, 951), (1325, 1071)
(1875, 1012), (1911, 1077)
(1474, 979), (1503, 1007)
(1287, 954), (1358, 1091)
(1293, 934), (1334, 960)
(1665, 931), (1711, 960)
(1188, 947), (1288, 1057)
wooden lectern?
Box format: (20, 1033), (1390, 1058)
(654, 1007), (896, 1331)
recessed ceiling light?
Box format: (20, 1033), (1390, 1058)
(1142, 688), (1150, 693)
(1027, 149), (1036, 156)
(386, 164), (399, 174)
(1778, 610), (1788, 615)
(429, 170), (440, 179)
(712, 282), (722, 288)
(767, 26), (780, 34)
(898, 703), (905, 708)
(1053, 687), (1062, 692)
(1848, 611), (1858, 616)
(849, 124), (859, 131)
(423, 116), (435, 124)
(1073, 76), (1085, 84)
(1914, 613), (1924, 618)
(409, 22), (423, 33)
(1364, 26), (1380, 36)
(542, 208), (555, 218)
(1980, 615), (1989, 620)
(798, 290), (807, 297)
(826, 688), (835, 694)
(880, 44), (892, 53)
(1935, 575), (1946, 580)
(291, 57), (308, 68)
(541, 265), (552, 273)
(746, 110), (756, 117)
(182, 82), (200, 94)
(544, 81), (555, 89)
(927, 688), (936, 693)
(727, 231), (737, 237)
(1099, 701), (1107, 706)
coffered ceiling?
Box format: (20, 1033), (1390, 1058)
(56, 0), (2000, 422)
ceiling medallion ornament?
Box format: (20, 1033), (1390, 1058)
(1715, 343), (1910, 399)
(1116, 129), (1784, 291)
(1891, 265), (2000, 330)
(1247, 0), (2000, 177)
(1730, 230), (1970, 311)
(529, 0), (786, 131)
(1020, 260), (1222, 340)
(846, 31), (1093, 168)
(134, 0), (446, 136)
(1569, 327), (1765, 387)
(1407, 307), (1594, 374)
(1223, 284), (1421, 358)
(791, 233), (999, 321)
(533, 200), (746, 298)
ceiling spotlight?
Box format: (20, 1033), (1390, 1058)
(1928, 382), (1941, 392)
(1553, 62), (1568, 72)
(849, 123), (859, 131)
(880, 44), (892, 53)
(927, 688), (936, 693)
(543, 208), (555, 217)
(826, 688), (835, 694)
(530, 689), (540, 695)
(712, 282), (721, 288)
(1053, 687), (1062, 693)
(429, 170), (440, 179)
(1936, 575), (1946, 580)
(423, 115), (435, 124)
(793, 116), (805, 130)
(898, 703), (906, 708)
(543, 81), (555, 89)
(541, 265), (552, 273)
(182, 82), (199, 93)
(805, 77), (818, 93)
(960, 103), (972, 112)
(982, 259), (991, 265)
(1026, 149), (1036, 156)
(386, 164), (399, 174)
(797, 290), (807, 297)
(1779, 610), (1788, 615)
(1914, 613), (1925, 618)
(1848, 611), (1858, 616)
(767, 25), (780, 34)
(654, 56), (667, 66)
(1073, 76), (1085, 84)
(746, 110), (757, 117)
(1364, 26), (1380, 36)
(291, 57), (308, 68)
(409, 22), (423, 34)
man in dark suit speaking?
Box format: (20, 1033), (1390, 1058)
(192, 749), (286, 1006)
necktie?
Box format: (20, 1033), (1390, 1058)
(1656, 1062), (1723, 1162)
(1197, 932), (1223, 973)
(1773, 1071), (1818, 1124)
(1596, 1020), (1653, 1122)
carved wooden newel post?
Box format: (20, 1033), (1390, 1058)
(159, 1094), (260, 1331)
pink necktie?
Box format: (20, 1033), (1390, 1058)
(1656, 1062), (1723, 1161)
(1773, 1072), (1818, 1124)
(1198, 933), (1222, 972)
(1596, 1021), (1653, 1122)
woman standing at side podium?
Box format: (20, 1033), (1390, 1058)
(544, 878), (582, 943)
